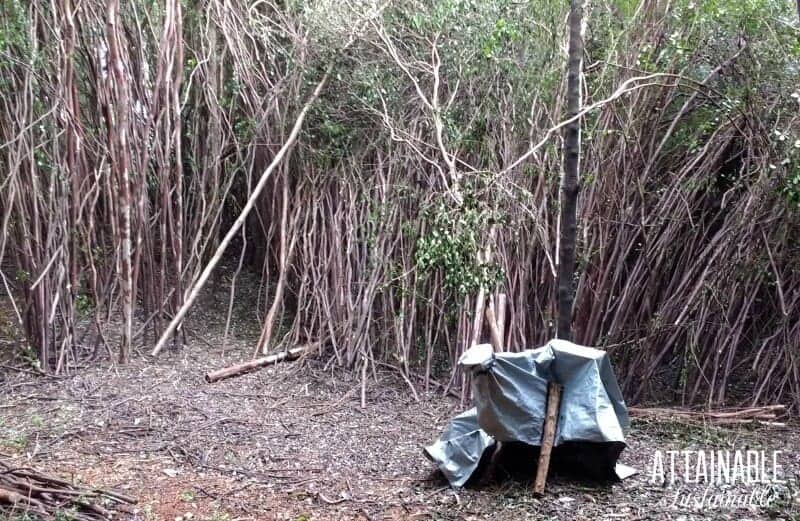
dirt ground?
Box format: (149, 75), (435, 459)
(1, 342), (799, 521)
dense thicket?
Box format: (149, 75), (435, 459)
(1, 0), (799, 410)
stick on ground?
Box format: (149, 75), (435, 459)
(205, 344), (314, 383)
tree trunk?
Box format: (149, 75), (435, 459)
(106, 0), (134, 362)
(556, 0), (584, 341)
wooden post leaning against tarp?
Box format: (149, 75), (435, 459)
(533, 382), (563, 495)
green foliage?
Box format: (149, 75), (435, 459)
(20, 344), (41, 371)
(305, 105), (360, 167)
(220, 77), (241, 113)
(54, 510), (78, 521)
(613, 0), (800, 208)
(2, 430), (28, 451)
(1, 0), (799, 407)
(480, 17), (520, 59)
(233, 118), (255, 142)
(415, 195), (502, 297)
(310, 0), (566, 172)
(0, 0), (30, 58)
(75, 293), (93, 316)
(778, 127), (800, 209)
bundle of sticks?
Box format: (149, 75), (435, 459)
(628, 404), (787, 426)
(0, 460), (136, 520)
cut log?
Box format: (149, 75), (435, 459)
(205, 345), (311, 383)
(534, 382), (562, 496)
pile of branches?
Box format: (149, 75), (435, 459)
(0, 460), (136, 520)
(629, 405), (788, 427)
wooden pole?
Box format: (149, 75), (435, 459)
(533, 382), (562, 496)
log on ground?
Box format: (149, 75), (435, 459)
(205, 344), (314, 383)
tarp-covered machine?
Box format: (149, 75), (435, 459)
(424, 339), (632, 487)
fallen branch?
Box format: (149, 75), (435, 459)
(0, 460), (136, 520)
(151, 68), (332, 356)
(628, 405), (786, 425)
(205, 344), (315, 383)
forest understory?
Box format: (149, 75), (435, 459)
(3, 0), (800, 411)
(1, 280), (799, 520)
(1, 320), (799, 521)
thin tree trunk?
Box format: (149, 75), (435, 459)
(256, 163), (296, 356)
(106, 0), (134, 362)
(556, 0), (584, 341)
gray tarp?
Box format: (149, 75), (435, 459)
(421, 408), (494, 487)
(424, 339), (630, 487)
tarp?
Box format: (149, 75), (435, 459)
(424, 339), (630, 487)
